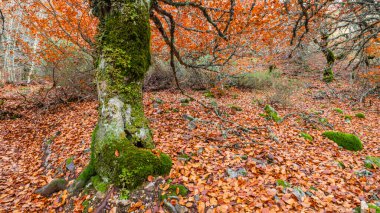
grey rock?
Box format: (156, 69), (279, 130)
(175, 204), (189, 213)
(227, 168), (247, 178)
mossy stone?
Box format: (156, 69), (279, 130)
(228, 104), (242, 111)
(322, 131), (363, 151)
(263, 105), (282, 122)
(355, 113), (365, 119)
(344, 115), (352, 122)
(180, 98), (191, 104)
(333, 108), (344, 114)
(364, 156), (380, 169)
(300, 132), (313, 141)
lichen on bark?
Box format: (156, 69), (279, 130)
(74, 0), (171, 191)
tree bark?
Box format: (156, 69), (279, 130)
(72, 0), (171, 191)
(319, 33), (335, 83)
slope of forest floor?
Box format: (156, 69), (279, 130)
(0, 75), (379, 212)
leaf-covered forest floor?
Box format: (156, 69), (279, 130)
(0, 74), (379, 212)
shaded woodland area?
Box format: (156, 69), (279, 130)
(0, 0), (379, 212)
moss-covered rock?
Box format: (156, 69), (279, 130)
(364, 156), (380, 169)
(261, 105), (282, 122)
(228, 104), (242, 111)
(300, 132), (313, 141)
(322, 131), (363, 151)
(333, 108), (344, 114)
(355, 113), (366, 119)
(319, 117), (329, 125)
(344, 115), (352, 122)
(180, 98), (192, 104)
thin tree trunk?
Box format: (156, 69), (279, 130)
(27, 35), (39, 83)
(318, 33), (335, 83)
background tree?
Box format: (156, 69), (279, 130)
(289, 0), (380, 82)
(0, 8), (4, 37)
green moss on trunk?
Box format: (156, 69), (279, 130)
(323, 67), (334, 83)
(76, 0), (172, 191)
(320, 33), (335, 83)
(92, 136), (171, 188)
(326, 49), (335, 66)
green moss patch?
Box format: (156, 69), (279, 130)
(337, 161), (346, 169)
(93, 137), (172, 189)
(91, 175), (109, 193)
(322, 131), (363, 151)
(276, 179), (291, 188)
(228, 104), (242, 111)
(204, 91), (215, 98)
(355, 113), (365, 119)
(160, 184), (189, 200)
(333, 108), (344, 114)
(344, 115), (352, 122)
(155, 98), (164, 104)
(364, 156), (380, 169)
(261, 105), (282, 122)
(368, 203), (380, 212)
(82, 199), (90, 213)
(300, 132), (313, 141)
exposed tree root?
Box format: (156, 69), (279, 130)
(35, 178), (67, 197)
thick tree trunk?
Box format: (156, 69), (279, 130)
(72, 0), (171, 191)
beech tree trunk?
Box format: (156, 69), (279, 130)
(319, 33), (335, 83)
(72, 0), (171, 191)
